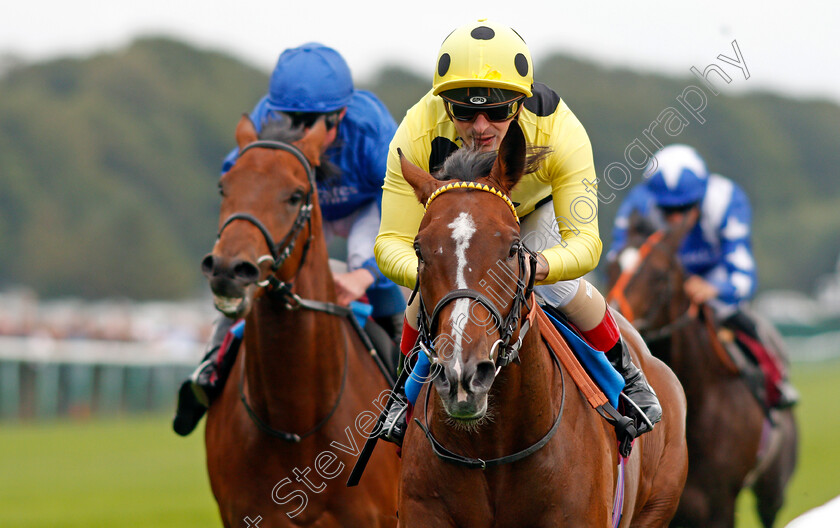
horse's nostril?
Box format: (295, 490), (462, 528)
(471, 360), (496, 392)
(233, 260), (260, 283)
(201, 254), (216, 275)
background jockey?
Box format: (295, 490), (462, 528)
(173, 42), (406, 436)
(609, 143), (798, 408)
(374, 19), (662, 446)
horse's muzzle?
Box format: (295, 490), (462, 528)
(201, 253), (258, 317)
(433, 359), (496, 420)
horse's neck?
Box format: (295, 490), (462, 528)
(667, 294), (718, 380)
(243, 236), (347, 420)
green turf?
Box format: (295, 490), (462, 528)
(0, 414), (218, 528)
(0, 360), (838, 527)
(735, 359), (840, 527)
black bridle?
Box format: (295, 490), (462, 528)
(412, 240), (538, 370)
(411, 236), (570, 470)
(217, 139), (393, 442)
(217, 140), (316, 275)
(407, 183), (575, 469)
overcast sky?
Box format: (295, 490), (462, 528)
(3, 1), (839, 104)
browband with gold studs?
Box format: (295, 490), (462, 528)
(425, 181), (519, 223)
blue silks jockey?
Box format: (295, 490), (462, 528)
(173, 43), (405, 436)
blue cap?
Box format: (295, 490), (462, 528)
(266, 42), (353, 113)
(645, 144), (709, 207)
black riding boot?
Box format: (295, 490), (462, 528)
(172, 317), (237, 436)
(379, 356), (410, 447)
(373, 312), (405, 344)
(607, 338), (662, 435)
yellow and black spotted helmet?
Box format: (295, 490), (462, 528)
(433, 19), (533, 100)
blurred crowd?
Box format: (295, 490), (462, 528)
(0, 288), (216, 345)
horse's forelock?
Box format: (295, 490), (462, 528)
(435, 148), (496, 182)
(259, 117), (304, 143)
(258, 117), (339, 183)
(434, 144), (550, 187)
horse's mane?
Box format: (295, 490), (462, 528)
(259, 117), (340, 183)
(434, 143), (552, 184)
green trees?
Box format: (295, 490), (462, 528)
(1, 37), (837, 299)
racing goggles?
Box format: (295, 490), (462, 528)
(444, 96), (524, 122)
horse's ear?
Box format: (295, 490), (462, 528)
(399, 149), (443, 205)
(235, 114), (259, 148)
(489, 120), (527, 194)
(297, 119), (328, 167)
(628, 211), (657, 241)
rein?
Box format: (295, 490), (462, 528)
(608, 231), (697, 342)
(636, 305), (697, 343)
(225, 139), (392, 441)
(237, 335), (348, 443)
(607, 231), (664, 323)
(237, 280), (394, 442)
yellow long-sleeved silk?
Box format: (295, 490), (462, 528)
(375, 88), (602, 290)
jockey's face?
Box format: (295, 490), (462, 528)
(318, 108), (346, 153)
(449, 108), (522, 153)
(287, 108), (346, 154)
(660, 204), (701, 229)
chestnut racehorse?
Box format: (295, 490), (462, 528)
(607, 214), (798, 527)
(201, 115), (400, 527)
(395, 121), (687, 527)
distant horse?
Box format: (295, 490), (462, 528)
(607, 214), (798, 527)
(200, 115), (400, 527)
(395, 121), (687, 527)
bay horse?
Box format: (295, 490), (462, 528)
(201, 115), (400, 527)
(606, 213), (798, 527)
(395, 121), (687, 527)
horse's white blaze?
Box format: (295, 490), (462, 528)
(448, 212), (475, 402)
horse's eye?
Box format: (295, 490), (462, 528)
(508, 241), (521, 260)
(414, 242), (423, 263)
(217, 182), (224, 197)
(288, 190), (305, 206)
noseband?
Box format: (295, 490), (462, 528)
(413, 182), (537, 370)
(216, 140), (316, 275)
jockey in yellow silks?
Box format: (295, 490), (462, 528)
(374, 19), (661, 446)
